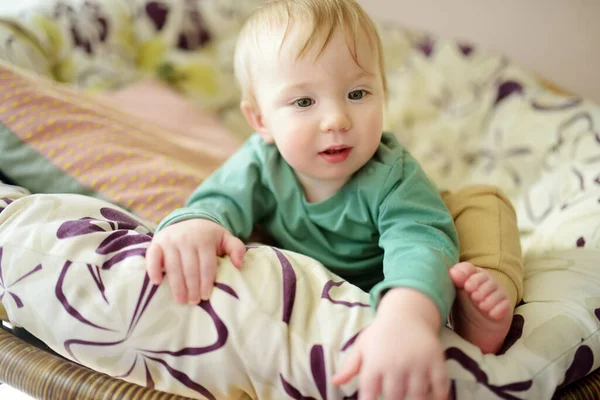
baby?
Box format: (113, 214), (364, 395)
(147, 0), (523, 398)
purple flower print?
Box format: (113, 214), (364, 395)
(62, 270), (238, 399)
(59, 265), (238, 398)
(532, 96), (582, 111)
(445, 347), (533, 399)
(258, 247), (363, 399)
(419, 129), (477, 180)
(272, 248), (370, 324)
(57, 207), (152, 270)
(54, 208), (153, 331)
(458, 43), (474, 56)
(280, 375), (318, 400)
(558, 345), (595, 390)
(280, 345), (326, 400)
(272, 248), (369, 399)
(177, 0), (212, 50)
(543, 112), (600, 210)
(478, 128), (532, 187)
(56, 261), (116, 332)
(58, 207), (150, 238)
(417, 37), (435, 57)
(271, 247), (297, 324)
(54, 1), (109, 55)
(280, 344), (358, 400)
(0, 247), (42, 310)
(0, 197), (13, 214)
(310, 346), (327, 400)
(523, 111), (600, 224)
(53, 206), (244, 398)
(494, 81), (524, 105)
(430, 59), (508, 119)
(145, 1), (169, 30)
(418, 39), (472, 58)
(321, 280), (369, 308)
(340, 331), (361, 352)
(143, 0), (212, 50)
(498, 314), (525, 355)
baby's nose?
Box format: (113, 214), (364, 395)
(320, 109), (351, 133)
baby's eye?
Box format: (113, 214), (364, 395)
(295, 98), (314, 108)
(348, 90), (367, 100)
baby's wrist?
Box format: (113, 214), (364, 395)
(378, 287), (441, 328)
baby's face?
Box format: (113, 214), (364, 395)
(252, 26), (385, 200)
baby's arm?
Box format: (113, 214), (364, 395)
(334, 149), (458, 400)
(148, 136), (275, 303)
(371, 151), (459, 324)
(334, 288), (449, 400)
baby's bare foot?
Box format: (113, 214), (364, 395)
(449, 262), (513, 354)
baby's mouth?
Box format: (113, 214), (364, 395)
(320, 145), (352, 155)
(319, 145), (353, 163)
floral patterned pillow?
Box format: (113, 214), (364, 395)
(0, 0), (262, 139)
(1, 167), (600, 400)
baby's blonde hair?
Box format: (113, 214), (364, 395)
(234, 0), (387, 107)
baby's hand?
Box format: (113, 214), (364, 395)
(146, 219), (246, 304)
(333, 289), (449, 400)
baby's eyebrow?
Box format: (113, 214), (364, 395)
(350, 70), (375, 81)
(273, 70), (377, 101)
(274, 82), (311, 101)
(279, 72), (373, 93)
(280, 82), (311, 93)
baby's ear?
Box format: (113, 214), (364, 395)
(240, 100), (274, 143)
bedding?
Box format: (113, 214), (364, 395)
(1, 170), (599, 400)
(0, 61), (229, 225)
(0, 0), (599, 399)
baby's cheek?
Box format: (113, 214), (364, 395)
(279, 142), (306, 169)
(364, 106), (383, 130)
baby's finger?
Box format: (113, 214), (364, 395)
(359, 371), (382, 400)
(430, 362), (450, 400)
(407, 370), (428, 400)
(180, 248), (201, 304)
(382, 373), (406, 400)
(222, 233), (247, 269)
(146, 243), (164, 285)
(199, 250), (217, 301)
(164, 247), (187, 304)
(331, 346), (362, 386)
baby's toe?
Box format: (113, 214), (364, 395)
(479, 290), (508, 313)
(452, 262), (478, 276)
(472, 280), (498, 302)
(489, 299), (511, 320)
(464, 271), (488, 292)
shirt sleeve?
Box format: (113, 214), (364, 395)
(371, 149), (459, 324)
(155, 137), (275, 239)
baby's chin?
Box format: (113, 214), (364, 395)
(311, 168), (360, 183)
(294, 154), (368, 182)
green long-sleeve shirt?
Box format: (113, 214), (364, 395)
(157, 132), (459, 321)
